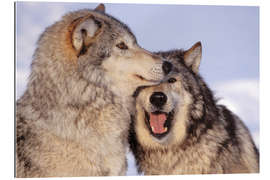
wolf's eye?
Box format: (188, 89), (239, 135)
(116, 42), (128, 50)
(168, 78), (177, 83)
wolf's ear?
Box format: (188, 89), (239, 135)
(94, 3), (105, 13)
(183, 41), (202, 74)
(70, 16), (103, 56)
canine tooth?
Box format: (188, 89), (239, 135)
(151, 126), (155, 132)
(164, 127), (168, 132)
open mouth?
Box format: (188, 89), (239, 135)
(145, 110), (174, 139)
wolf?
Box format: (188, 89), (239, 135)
(128, 42), (259, 175)
(16, 4), (173, 177)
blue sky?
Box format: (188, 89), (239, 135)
(15, 2), (259, 175)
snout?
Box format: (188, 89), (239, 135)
(162, 61), (173, 75)
(144, 91), (174, 139)
(150, 92), (167, 108)
(130, 48), (173, 83)
(140, 48), (173, 75)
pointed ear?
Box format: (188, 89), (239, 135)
(70, 15), (103, 56)
(95, 3), (105, 13)
(183, 41), (202, 74)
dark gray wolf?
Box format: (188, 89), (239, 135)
(129, 42), (259, 175)
(16, 4), (173, 177)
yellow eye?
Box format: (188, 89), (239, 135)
(168, 78), (177, 83)
(116, 42), (128, 50)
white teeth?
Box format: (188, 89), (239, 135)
(164, 127), (168, 132)
(151, 126), (155, 132)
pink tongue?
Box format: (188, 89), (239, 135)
(149, 113), (167, 134)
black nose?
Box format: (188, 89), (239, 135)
(162, 61), (173, 75)
(150, 92), (167, 107)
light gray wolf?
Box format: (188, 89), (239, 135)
(16, 4), (173, 177)
(128, 42), (259, 175)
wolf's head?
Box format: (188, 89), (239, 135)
(132, 42), (204, 148)
(32, 4), (172, 105)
